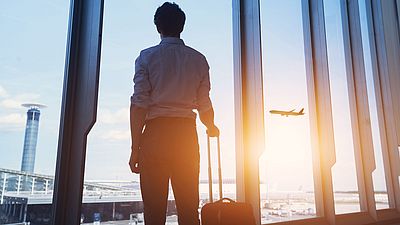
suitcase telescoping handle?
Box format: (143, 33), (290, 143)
(207, 134), (222, 203)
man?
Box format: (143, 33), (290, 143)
(129, 2), (219, 225)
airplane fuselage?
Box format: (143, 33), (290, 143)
(269, 108), (305, 117)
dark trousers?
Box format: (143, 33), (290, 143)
(139, 117), (200, 225)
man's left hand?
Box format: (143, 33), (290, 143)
(207, 124), (220, 137)
(129, 150), (140, 174)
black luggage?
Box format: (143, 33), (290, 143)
(200, 135), (257, 225)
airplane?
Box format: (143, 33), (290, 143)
(269, 108), (305, 117)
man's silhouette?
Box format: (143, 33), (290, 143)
(129, 2), (219, 225)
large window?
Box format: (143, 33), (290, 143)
(259, 0), (316, 223)
(0, 1), (70, 224)
(3, 1), (400, 225)
(82, 1), (234, 224)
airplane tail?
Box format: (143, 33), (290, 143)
(299, 108), (304, 114)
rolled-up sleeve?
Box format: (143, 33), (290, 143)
(131, 53), (151, 108)
(196, 58), (213, 112)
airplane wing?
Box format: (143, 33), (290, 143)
(289, 109), (295, 112)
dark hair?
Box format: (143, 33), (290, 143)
(154, 2), (186, 36)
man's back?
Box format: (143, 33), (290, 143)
(132, 37), (212, 120)
(129, 3), (218, 225)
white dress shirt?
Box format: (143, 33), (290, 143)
(131, 37), (213, 120)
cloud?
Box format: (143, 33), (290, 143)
(0, 85), (8, 98)
(0, 93), (41, 109)
(0, 87), (41, 131)
(0, 113), (25, 130)
(101, 130), (130, 141)
(98, 107), (129, 124)
(1, 99), (22, 109)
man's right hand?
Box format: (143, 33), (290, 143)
(207, 125), (220, 137)
(129, 149), (140, 174)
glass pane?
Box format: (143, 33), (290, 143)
(324, 0), (361, 214)
(82, 1), (234, 224)
(259, 0), (316, 223)
(358, 0), (389, 209)
(0, 1), (70, 224)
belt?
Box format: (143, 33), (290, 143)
(146, 116), (196, 126)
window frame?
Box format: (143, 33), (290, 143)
(51, 0), (104, 224)
(369, 0), (400, 215)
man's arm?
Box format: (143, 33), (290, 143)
(199, 107), (219, 137)
(129, 104), (148, 173)
(129, 52), (150, 174)
(197, 57), (219, 136)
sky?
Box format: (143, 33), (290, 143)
(84, 0), (235, 183)
(0, 0), (69, 175)
(0, 0), (389, 201)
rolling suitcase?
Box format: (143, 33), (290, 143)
(200, 135), (257, 225)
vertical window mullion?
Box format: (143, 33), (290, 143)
(371, 0), (400, 210)
(340, 0), (377, 219)
(52, 0), (104, 224)
(233, 0), (265, 224)
(363, 0), (397, 210)
(301, 0), (325, 219)
(302, 0), (336, 223)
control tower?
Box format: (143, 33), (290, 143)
(20, 103), (46, 173)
